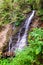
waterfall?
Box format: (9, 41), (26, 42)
(9, 10), (35, 52)
(9, 36), (12, 52)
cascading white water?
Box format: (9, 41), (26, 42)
(9, 10), (35, 52)
(9, 36), (12, 52)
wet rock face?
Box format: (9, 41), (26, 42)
(30, 16), (42, 29)
(0, 24), (13, 53)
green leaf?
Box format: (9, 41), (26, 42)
(35, 46), (41, 55)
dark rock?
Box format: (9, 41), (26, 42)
(2, 51), (15, 58)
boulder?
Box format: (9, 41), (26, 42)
(2, 51), (15, 58)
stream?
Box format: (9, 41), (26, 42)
(8, 10), (35, 53)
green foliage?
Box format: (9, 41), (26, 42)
(40, 16), (43, 21)
(0, 0), (22, 26)
(28, 28), (43, 55)
(0, 0), (31, 26)
(14, 14), (25, 26)
(0, 0), (15, 25)
(36, 9), (43, 21)
(37, 9), (43, 16)
(25, 0), (41, 10)
(0, 28), (43, 65)
(0, 0), (43, 26)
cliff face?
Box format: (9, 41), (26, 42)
(0, 24), (13, 53)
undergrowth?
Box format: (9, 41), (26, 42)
(0, 0), (43, 26)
